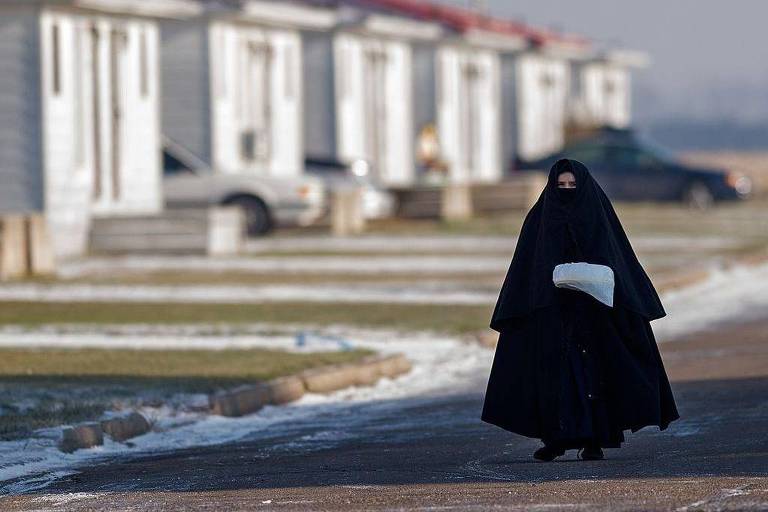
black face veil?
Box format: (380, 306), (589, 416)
(489, 159), (666, 332)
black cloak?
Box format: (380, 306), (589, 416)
(481, 159), (679, 447)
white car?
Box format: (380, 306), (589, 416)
(163, 146), (325, 236)
(305, 157), (396, 220)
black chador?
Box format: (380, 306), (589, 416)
(481, 159), (679, 460)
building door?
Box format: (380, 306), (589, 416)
(239, 39), (272, 167)
(362, 45), (387, 182)
(89, 23), (103, 202)
(459, 59), (481, 180)
(89, 23), (126, 208)
(108, 27), (126, 202)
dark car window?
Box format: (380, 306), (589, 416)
(607, 146), (662, 170)
(564, 145), (607, 166)
(163, 150), (194, 175)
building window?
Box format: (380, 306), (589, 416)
(51, 23), (61, 94)
(139, 27), (149, 97)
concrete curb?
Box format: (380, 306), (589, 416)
(211, 353), (413, 418)
(59, 353), (414, 450)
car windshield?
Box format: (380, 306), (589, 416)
(635, 133), (679, 164)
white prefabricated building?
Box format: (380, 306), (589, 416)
(0, 0), (196, 258)
(162, 0), (336, 178)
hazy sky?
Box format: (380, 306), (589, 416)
(440, 1), (768, 126)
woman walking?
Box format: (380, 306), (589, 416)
(481, 158), (679, 461)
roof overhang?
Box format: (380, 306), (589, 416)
(232, 0), (338, 30)
(462, 28), (528, 52)
(336, 8), (443, 40)
(72, 0), (200, 18)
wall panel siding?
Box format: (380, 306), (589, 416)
(0, 12), (44, 213)
(499, 54), (517, 175)
(302, 30), (336, 160)
(160, 19), (211, 165)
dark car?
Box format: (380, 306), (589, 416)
(514, 128), (751, 208)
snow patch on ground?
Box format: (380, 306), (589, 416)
(57, 255), (510, 278)
(0, 325), (366, 352)
(0, 282), (497, 305)
(653, 261), (768, 341)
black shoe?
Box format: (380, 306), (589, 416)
(533, 445), (565, 462)
(577, 446), (604, 461)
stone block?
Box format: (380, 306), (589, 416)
(0, 215), (28, 280)
(376, 353), (413, 378)
(209, 384), (270, 417)
(207, 206), (245, 256)
(101, 412), (151, 442)
(26, 214), (56, 276)
(441, 184), (473, 221)
(300, 365), (358, 394)
(59, 423), (104, 453)
(331, 188), (365, 237)
(265, 375), (305, 405)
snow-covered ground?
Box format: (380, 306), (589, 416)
(57, 255), (510, 278)
(653, 261), (768, 340)
(0, 281), (497, 305)
(1, 260), (768, 495)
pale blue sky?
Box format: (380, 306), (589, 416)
(439, 1), (768, 126)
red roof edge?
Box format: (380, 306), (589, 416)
(344, 0), (590, 48)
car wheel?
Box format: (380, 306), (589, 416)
(226, 196), (273, 236)
(683, 182), (714, 210)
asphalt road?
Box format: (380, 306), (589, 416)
(3, 318), (768, 511)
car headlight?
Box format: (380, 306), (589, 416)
(726, 171), (752, 195)
(350, 159), (370, 177)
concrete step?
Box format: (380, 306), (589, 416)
(89, 207), (245, 256)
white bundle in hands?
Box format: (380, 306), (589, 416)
(553, 262), (614, 307)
